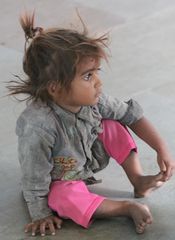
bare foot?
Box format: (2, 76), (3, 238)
(134, 172), (164, 198)
(127, 202), (153, 234)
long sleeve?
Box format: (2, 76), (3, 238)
(16, 121), (55, 221)
(97, 93), (143, 125)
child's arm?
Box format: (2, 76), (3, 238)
(97, 93), (175, 180)
(129, 116), (175, 181)
(16, 121), (63, 236)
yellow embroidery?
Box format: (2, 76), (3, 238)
(53, 156), (77, 171)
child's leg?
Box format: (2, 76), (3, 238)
(48, 180), (152, 234)
(93, 199), (152, 234)
(99, 120), (164, 197)
(48, 180), (105, 228)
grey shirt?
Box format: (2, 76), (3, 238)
(16, 93), (143, 221)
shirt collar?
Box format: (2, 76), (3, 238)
(49, 101), (76, 124)
(49, 101), (96, 124)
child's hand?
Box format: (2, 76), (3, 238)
(157, 150), (175, 181)
(24, 215), (63, 237)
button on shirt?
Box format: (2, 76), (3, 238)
(16, 93), (143, 221)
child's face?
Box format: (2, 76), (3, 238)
(52, 56), (102, 113)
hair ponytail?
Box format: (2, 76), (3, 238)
(20, 11), (43, 48)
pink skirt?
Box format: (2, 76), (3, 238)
(48, 120), (137, 228)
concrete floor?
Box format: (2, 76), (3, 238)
(0, 0), (175, 239)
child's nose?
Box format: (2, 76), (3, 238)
(95, 75), (102, 87)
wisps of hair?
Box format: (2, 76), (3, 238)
(75, 8), (88, 36)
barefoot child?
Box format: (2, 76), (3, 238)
(8, 12), (175, 237)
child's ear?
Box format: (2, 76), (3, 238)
(47, 81), (60, 97)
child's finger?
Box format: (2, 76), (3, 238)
(24, 222), (33, 233)
(48, 222), (56, 235)
(31, 223), (38, 236)
(40, 221), (47, 236)
(164, 166), (173, 180)
(53, 217), (63, 229)
(158, 161), (166, 172)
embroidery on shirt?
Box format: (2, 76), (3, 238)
(52, 156), (77, 180)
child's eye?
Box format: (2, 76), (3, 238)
(83, 68), (101, 81)
(83, 72), (93, 81)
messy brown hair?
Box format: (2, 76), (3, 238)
(7, 12), (108, 103)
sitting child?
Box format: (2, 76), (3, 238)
(8, 12), (175, 237)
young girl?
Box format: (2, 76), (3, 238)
(8, 12), (175, 237)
